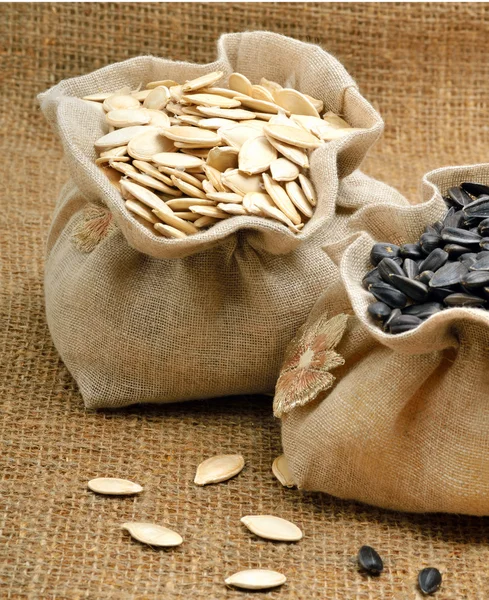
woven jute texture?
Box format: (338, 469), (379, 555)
(280, 165), (489, 516)
(1, 3), (489, 599)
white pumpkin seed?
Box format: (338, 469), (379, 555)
(172, 211), (200, 221)
(238, 136), (277, 175)
(194, 454), (245, 485)
(221, 170), (263, 195)
(83, 91), (117, 102)
(95, 126), (152, 151)
(154, 223), (188, 239)
(146, 79), (178, 89)
(243, 192), (272, 216)
(228, 72), (253, 96)
(132, 160), (173, 184)
(298, 173), (317, 207)
(255, 197), (301, 233)
(196, 106), (256, 120)
(194, 215), (219, 228)
(198, 117), (237, 130)
(169, 85), (184, 102)
(125, 199), (160, 224)
(285, 180), (313, 218)
(219, 125), (262, 150)
(203, 164), (226, 191)
(260, 77), (283, 95)
(95, 156), (130, 166)
(272, 454), (296, 488)
(225, 569), (286, 591)
(188, 206), (229, 219)
(108, 160), (138, 175)
(262, 173), (301, 225)
(206, 146), (239, 172)
(170, 175), (207, 199)
(178, 115), (202, 127)
(120, 180), (169, 214)
(152, 153), (204, 169)
(143, 109), (171, 128)
(126, 170), (181, 196)
(127, 129), (174, 161)
(253, 112), (274, 121)
(206, 192), (243, 204)
(131, 89), (152, 101)
(122, 522), (183, 547)
(103, 94), (140, 112)
(275, 88), (320, 117)
(106, 109), (151, 128)
(233, 94), (283, 114)
(152, 207), (199, 235)
(141, 86), (169, 110)
(264, 123), (321, 149)
(251, 84), (276, 103)
(269, 157), (300, 182)
(305, 93), (324, 113)
(241, 515), (303, 542)
(164, 168), (204, 189)
(182, 70), (223, 92)
(166, 198), (215, 210)
(100, 145), (128, 159)
(183, 93), (241, 109)
(87, 477), (142, 495)
(99, 165), (122, 191)
(217, 203), (247, 215)
(266, 136), (309, 168)
(200, 86), (240, 99)
(163, 126), (221, 146)
(322, 111), (351, 129)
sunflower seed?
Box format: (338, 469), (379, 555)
(403, 302), (443, 319)
(403, 258), (420, 279)
(470, 253), (489, 271)
(370, 243), (401, 266)
(441, 227), (481, 245)
(378, 257), (405, 282)
(444, 243), (472, 257)
(87, 477), (143, 495)
(418, 248), (449, 273)
(357, 546), (383, 575)
(419, 232), (441, 254)
(461, 270), (489, 288)
(463, 195), (489, 218)
(461, 182), (489, 197)
(429, 261), (468, 288)
(225, 569), (286, 591)
(241, 515), (302, 542)
(370, 282), (407, 308)
(362, 267), (382, 290)
(444, 293), (486, 307)
(271, 454), (295, 488)
(194, 454), (245, 485)
(389, 315), (422, 334)
(418, 567), (442, 595)
(389, 274), (429, 302)
(367, 302), (392, 322)
(122, 522), (183, 547)
(417, 270), (435, 285)
(448, 186), (472, 207)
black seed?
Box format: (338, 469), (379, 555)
(390, 315), (422, 334)
(362, 267), (381, 290)
(378, 257), (405, 282)
(478, 218), (489, 236)
(384, 308), (402, 331)
(367, 302), (392, 322)
(389, 274), (429, 303)
(459, 252), (478, 268)
(370, 282), (408, 308)
(417, 270), (435, 285)
(419, 233), (441, 254)
(357, 545), (383, 575)
(463, 195), (489, 218)
(418, 248), (449, 273)
(400, 243), (423, 260)
(477, 250), (489, 259)
(443, 208), (465, 229)
(447, 186), (472, 207)
(370, 243), (400, 266)
(444, 244), (472, 258)
(461, 270), (489, 289)
(440, 227), (481, 246)
(424, 224), (440, 236)
(403, 258), (420, 279)
(463, 215), (484, 228)
(430, 286), (457, 301)
(480, 238), (489, 251)
(429, 261), (468, 288)
(403, 302), (443, 319)
(460, 181), (489, 197)
(483, 287), (489, 299)
(469, 254), (489, 271)
(443, 196), (455, 208)
(431, 220), (444, 233)
(418, 567), (442, 595)
(444, 293), (487, 307)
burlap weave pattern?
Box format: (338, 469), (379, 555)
(1, 3), (489, 599)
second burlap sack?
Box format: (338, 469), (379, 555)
(39, 31), (407, 409)
(278, 163), (489, 516)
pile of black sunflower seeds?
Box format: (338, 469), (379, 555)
(365, 182), (489, 333)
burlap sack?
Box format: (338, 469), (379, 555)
(278, 162), (489, 515)
(39, 31), (403, 409)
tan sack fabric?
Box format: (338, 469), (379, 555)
(279, 163), (489, 516)
(39, 31), (406, 409)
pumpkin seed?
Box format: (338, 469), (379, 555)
(266, 136), (309, 168)
(95, 126), (152, 151)
(132, 160), (173, 185)
(120, 180), (169, 213)
(143, 86), (170, 110)
(87, 477), (142, 495)
(272, 454), (295, 487)
(103, 94), (140, 112)
(194, 454), (245, 485)
(182, 70), (223, 92)
(241, 515), (302, 542)
(228, 72), (253, 96)
(198, 117), (237, 130)
(152, 207), (199, 235)
(298, 173), (317, 206)
(221, 169), (263, 195)
(154, 223), (188, 239)
(206, 146), (239, 172)
(152, 152), (204, 169)
(126, 170), (181, 196)
(206, 192), (243, 203)
(170, 175), (207, 199)
(239, 136), (277, 175)
(125, 199), (161, 224)
(225, 569), (286, 591)
(188, 206), (229, 219)
(217, 203), (247, 215)
(264, 123), (321, 149)
(251, 84), (276, 102)
(233, 94), (283, 114)
(243, 192), (273, 216)
(122, 522), (183, 547)
(196, 106), (257, 120)
(263, 173), (301, 225)
(275, 88), (320, 117)
(285, 180), (313, 217)
(194, 216), (219, 228)
(146, 79), (178, 89)
(269, 157), (300, 182)
(106, 109), (151, 128)
(127, 129), (174, 161)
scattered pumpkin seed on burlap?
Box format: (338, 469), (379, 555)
(90, 71), (360, 238)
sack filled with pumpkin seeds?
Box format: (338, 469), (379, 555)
(277, 162), (489, 516)
(39, 31), (400, 409)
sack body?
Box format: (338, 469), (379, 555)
(40, 31), (397, 409)
(279, 163), (489, 515)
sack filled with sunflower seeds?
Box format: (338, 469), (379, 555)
(39, 31), (404, 409)
(277, 163), (489, 516)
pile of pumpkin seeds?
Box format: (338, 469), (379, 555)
(87, 453), (442, 594)
(365, 182), (489, 333)
(86, 71), (360, 238)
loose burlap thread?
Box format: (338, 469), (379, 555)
(281, 163), (489, 516)
(39, 31), (406, 409)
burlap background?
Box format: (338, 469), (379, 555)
(1, 3), (488, 599)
